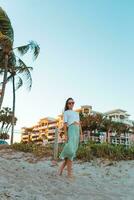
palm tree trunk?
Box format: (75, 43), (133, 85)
(0, 54), (8, 110)
(106, 130), (110, 143)
(10, 75), (15, 145)
(1, 121), (5, 133)
(7, 124), (12, 133)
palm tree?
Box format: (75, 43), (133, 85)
(99, 117), (114, 142)
(81, 113), (103, 135)
(0, 7), (14, 110)
(0, 107), (17, 140)
(0, 7), (40, 144)
(112, 122), (130, 136)
(8, 43), (39, 144)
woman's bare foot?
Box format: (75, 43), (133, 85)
(58, 159), (67, 176)
(67, 174), (75, 181)
(58, 169), (63, 176)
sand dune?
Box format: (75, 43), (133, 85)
(0, 148), (134, 200)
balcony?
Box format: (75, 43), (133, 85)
(22, 135), (29, 139)
(48, 123), (57, 128)
(22, 138), (29, 142)
(38, 126), (48, 130)
(40, 132), (47, 136)
(31, 132), (40, 136)
(111, 118), (133, 126)
(33, 127), (39, 131)
(22, 137), (29, 140)
(31, 137), (40, 141)
(48, 129), (56, 134)
(47, 135), (55, 139)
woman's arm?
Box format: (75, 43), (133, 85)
(80, 123), (84, 142)
(64, 123), (68, 142)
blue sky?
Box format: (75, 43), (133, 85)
(0, 0), (134, 134)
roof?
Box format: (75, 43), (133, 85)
(104, 109), (128, 115)
(39, 117), (56, 122)
(81, 105), (92, 109)
(92, 110), (103, 115)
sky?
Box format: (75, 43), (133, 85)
(0, 0), (134, 140)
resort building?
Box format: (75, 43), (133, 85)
(21, 117), (63, 144)
(104, 109), (133, 126)
(21, 106), (134, 145)
(21, 127), (32, 143)
(21, 105), (93, 144)
(103, 109), (134, 146)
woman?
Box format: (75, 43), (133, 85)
(59, 97), (83, 178)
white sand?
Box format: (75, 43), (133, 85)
(0, 148), (134, 200)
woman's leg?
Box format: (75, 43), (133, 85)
(59, 158), (68, 176)
(67, 159), (73, 178)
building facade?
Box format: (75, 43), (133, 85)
(21, 105), (92, 144)
(21, 106), (134, 144)
(21, 117), (63, 144)
(104, 109), (133, 126)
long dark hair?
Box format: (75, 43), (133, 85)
(64, 97), (74, 111)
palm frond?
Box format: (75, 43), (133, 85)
(6, 74), (23, 91)
(17, 45), (30, 56)
(17, 58), (33, 71)
(6, 58), (33, 90)
(7, 74), (12, 80)
(8, 52), (16, 69)
(16, 58), (33, 90)
(15, 41), (40, 60)
(29, 40), (40, 60)
(15, 76), (23, 90)
(0, 7), (14, 42)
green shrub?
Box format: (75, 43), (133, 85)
(77, 142), (134, 161)
(11, 142), (53, 158)
(11, 142), (134, 161)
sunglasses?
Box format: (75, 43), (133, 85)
(68, 101), (75, 105)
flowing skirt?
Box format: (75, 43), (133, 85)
(60, 124), (80, 161)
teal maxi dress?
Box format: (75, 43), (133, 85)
(60, 124), (80, 161)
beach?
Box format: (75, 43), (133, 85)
(0, 148), (134, 200)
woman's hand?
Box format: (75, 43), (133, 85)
(80, 124), (84, 142)
(80, 134), (84, 142)
(64, 135), (68, 142)
(64, 123), (68, 142)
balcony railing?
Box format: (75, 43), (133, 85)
(48, 123), (57, 128)
(111, 118), (133, 125)
(38, 126), (48, 130)
(22, 138), (29, 142)
(22, 135), (29, 138)
(48, 129), (55, 134)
